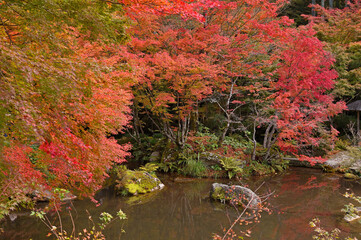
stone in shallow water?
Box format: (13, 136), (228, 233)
(344, 173), (359, 179)
(210, 183), (261, 209)
(31, 186), (76, 202)
(116, 170), (165, 195)
(344, 214), (361, 222)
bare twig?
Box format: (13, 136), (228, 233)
(221, 195), (255, 240)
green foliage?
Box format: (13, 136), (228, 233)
(210, 164), (222, 171)
(220, 157), (243, 179)
(0, 189), (34, 220)
(155, 161), (178, 173)
(194, 127), (219, 151)
(53, 188), (71, 201)
(139, 163), (160, 174)
(30, 210), (46, 221)
(116, 209), (127, 220)
(181, 158), (208, 177)
(111, 164), (127, 176)
(347, 147), (361, 166)
(344, 192), (361, 204)
(210, 186), (226, 202)
(335, 138), (351, 151)
(223, 136), (248, 150)
(310, 3), (361, 101)
(280, 0), (311, 26)
(0, 0), (128, 45)
(309, 218), (342, 240)
(99, 212), (113, 230)
(342, 192), (361, 224)
(246, 161), (275, 176)
(129, 134), (165, 163)
(342, 202), (360, 221)
(178, 149), (207, 177)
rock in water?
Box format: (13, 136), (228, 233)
(31, 186), (76, 202)
(344, 173), (359, 179)
(210, 183), (261, 209)
(115, 170), (165, 195)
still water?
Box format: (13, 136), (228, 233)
(1, 167), (361, 240)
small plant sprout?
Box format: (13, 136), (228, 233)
(30, 207), (127, 239)
(30, 210), (46, 221)
(117, 209), (127, 220)
(99, 212), (114, 230)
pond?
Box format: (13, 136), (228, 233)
(1, 167), (361, 240)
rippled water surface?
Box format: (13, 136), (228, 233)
(2, 168), (361, 240)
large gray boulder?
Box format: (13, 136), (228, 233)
(325, 151), (361, 176)
(210, 183), (261, 209)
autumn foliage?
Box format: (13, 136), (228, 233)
(271, 26), (346, 154)
(0, 0), (349, 217)
(0, 0), (133, 210)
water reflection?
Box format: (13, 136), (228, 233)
(1, 168), (361, 240)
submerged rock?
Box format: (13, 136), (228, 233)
(115, 170), (165, 195)
(173, 177), (196, 183)
(210, 183), (261, 209)
(30, 186), (76, 202)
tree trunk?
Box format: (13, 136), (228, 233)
(312, 0), (316, 16)
(263, 123), (273, 148)
(251, 122), (257, 161)
(329, 0), (333, 8)
(263, 126), (277, 162)
(176, 115), (191, 149)
(130, 101), (143, 144)
(219, 115), (230, 144)
(321, 0), (325, 7)
(357, 111), (360, 143)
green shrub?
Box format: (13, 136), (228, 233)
(139, 163), (159, 174)
(181, 158), (207, 177)
(220, 157), (243, 179)
(335, 138), (351, 151)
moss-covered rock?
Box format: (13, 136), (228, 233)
(211, 185), (226, 201)
(115, 169), (165, 196)
(344, 173), (359, 179)
(199, 152), (224, 167)
(210, 183), (261, 209)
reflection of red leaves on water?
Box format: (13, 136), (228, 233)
(279, 216), (313, 240)
(268, 172), (343, 240)
(278, 174), (340, 197)
(277, 174), (301, 196)
(297, 176), (328, 190)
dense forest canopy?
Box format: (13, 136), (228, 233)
(0, 0), (360, 219)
